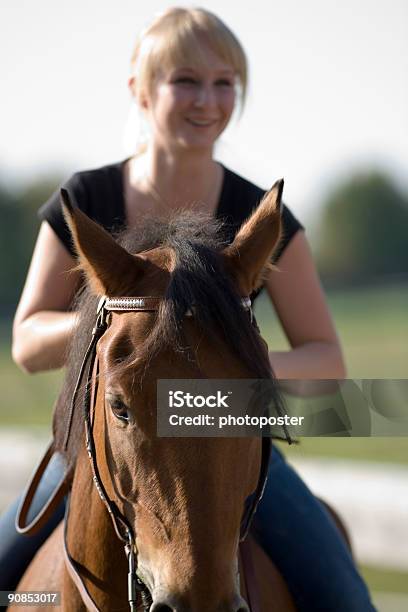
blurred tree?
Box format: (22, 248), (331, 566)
(0, 184), (23, 316)
(0, 176), (62, 316)
(316, 171), (408, 285)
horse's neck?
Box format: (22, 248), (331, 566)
(63, 444), (128, 610)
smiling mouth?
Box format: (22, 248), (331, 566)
(185, 118), (218, 127)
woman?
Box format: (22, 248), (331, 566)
(4, 7), (375, 611)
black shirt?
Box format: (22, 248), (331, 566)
(39, 160), (304, 263)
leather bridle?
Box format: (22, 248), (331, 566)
(63, 294), (277, 612)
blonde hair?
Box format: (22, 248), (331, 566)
(130, 7), (248, 109)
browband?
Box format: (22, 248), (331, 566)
(103, 295), (252, 316)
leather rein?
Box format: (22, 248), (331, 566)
(20, 295), (274, 612)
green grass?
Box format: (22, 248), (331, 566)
(0, 356), (61, 427)
(255, 283), (408, 379)
(361, 565), (408, 594)
(0, 326), (62, 427)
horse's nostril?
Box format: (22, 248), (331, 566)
(150, 605), (173, 612)
(234, 599), (250, 612)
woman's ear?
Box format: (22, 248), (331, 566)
(128, 75), (137, 96)
(139, 93), (149, 110)
(129, 76), (149, 110)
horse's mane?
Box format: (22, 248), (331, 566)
(53, 212), (282, 471)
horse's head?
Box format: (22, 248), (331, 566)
(62, 182), (283, 611)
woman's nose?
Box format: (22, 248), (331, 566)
(193, 84), (217, 109)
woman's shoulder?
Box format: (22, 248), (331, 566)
(221, 165), (265, 205)
(40, 159), (125, 210)
(74, 158), (125, 180)
(65, 159), (126, 202)
(38, 159), (127, 256)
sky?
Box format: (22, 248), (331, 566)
(1, 0), (407, 223)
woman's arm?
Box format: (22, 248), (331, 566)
(265, 230), (346, 379)
(12, 222), (81, 373)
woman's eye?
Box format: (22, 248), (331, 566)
(175, 77), (198, 85)
(108, 397), (130, 422)
(216, 79), (233, 87)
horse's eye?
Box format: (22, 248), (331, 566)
(107, 395), (130, 422)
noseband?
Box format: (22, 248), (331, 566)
(64, 294), (274, 612)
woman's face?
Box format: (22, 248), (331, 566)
(139, 41), (237, 153)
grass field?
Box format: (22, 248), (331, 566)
(361, 565), (408, 595)
(254, 282), (408, 379)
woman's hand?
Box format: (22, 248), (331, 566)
(12, 222), (81, 373)
(265, 230), (346, 380)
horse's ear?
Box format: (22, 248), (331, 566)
(223, 179), (283, 296)
(61, 189), (147, 295)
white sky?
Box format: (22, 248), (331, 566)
(1, 0), (407, 222)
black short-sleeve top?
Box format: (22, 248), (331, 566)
(38, 159), (304, 268)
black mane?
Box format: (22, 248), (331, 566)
(53, 212), (281, 469)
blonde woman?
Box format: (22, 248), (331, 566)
(2, 8), (375, 611)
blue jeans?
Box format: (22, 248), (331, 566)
(0, 450), (65, 592)
(0, 445), (375, 611)
(253, 446), (376, 611)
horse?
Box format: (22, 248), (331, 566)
(12, 181), (302, 611)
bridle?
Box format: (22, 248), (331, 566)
(63, 294), (278, 612)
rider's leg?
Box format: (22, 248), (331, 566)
(0, 450), (65, 591)
(252, 445), (377, 612)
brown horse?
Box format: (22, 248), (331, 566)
(13, 181), (299, 611)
